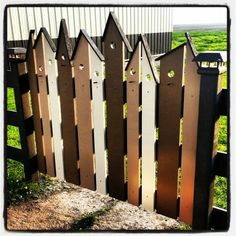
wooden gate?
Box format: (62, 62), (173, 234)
(5, 12), (228, 230)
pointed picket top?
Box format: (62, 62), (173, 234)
(71, 29), (104, 61)
(25, 30), (35, 61)
(185, 32), (198, 57)
(33, 27), (56, 52)
(55, 19), (73, 60)
(185, 32), (200, 68)
(139, 34), (159, 84)
(103, 12), (132, 52)
(125, 38), (140, 71)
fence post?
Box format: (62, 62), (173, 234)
(192, 53), (225, 229)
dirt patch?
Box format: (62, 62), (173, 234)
(7, 181), (182, 231)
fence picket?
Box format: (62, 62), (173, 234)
(103, 12), (132, 200)
(126, 40), (141, 206)
(42, 28), (65, 180)
(26, 31), (46, 173)
(34, 31), (55, 176)
(72, 30), (95, 190)
(179, 35), (201, 225)
(56, 19), (79, 185)
(89, 34), (107, 194)
(156, 43), (185, 218)
(141, 35), (158, 211)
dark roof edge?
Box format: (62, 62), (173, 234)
(125, 35), (141, 71)
(55, 19), (73, 60)
(71, 29), (104, 61)
(102, 12), (132, 52)
(155, 42), (186, 61)
(33, 27), (56, 52)
(25, 30), (35, 61)
(185, 32), (200, 68)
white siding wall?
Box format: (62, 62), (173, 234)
(7, 6), (173, 41)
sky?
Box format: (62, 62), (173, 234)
(173, 7), (227, 25)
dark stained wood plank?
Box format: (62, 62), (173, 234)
(56, 19), (79, 185)
(6, 146), (25, 162)
(156, 44), (185, 218)
(18, 61), (38, 180)
(26, 30), (46, 174)
(6, 111), (21, 126)
(209, 207), (229, 230)
(219, 88), (228, 116)
(179, 42), (201, 225)
(102, 12), (132, 200)
(126, 41), (141, 206)
(34, 32), (55, 177)
(72, 30), (95, 190)
(214, 151), (228, 178)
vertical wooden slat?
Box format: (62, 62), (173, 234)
(34, 32), (55, 177)
(103, 13), (132, 200)
(192, 59), (224, 230)
(179, 41), (201, 225)
(72, 32), (95, 190)
(56, 19), (79, 185)
(26, 31), (46, 173)
(156, 44), (185, 218)
(42, 28), (65, 180)
(126, 41), (141, 206)
(90, 40), (107, 195)
(141, 35), (158, 211)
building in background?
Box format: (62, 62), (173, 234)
(7, 6), (173, 55)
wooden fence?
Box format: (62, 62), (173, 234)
(5, 12), (229, 230)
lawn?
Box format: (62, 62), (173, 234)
(172, 31), (227, 52)
(6, 31), (228, 215)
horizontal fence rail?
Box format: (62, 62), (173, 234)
(5, 12), (229, 231)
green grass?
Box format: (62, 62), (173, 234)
(7, 88), (17, 111)
(7, 159), (55, 205)
(172, 31), (228, 89)
(172, 31), (227, 52)
(7, 125), (21, 149)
